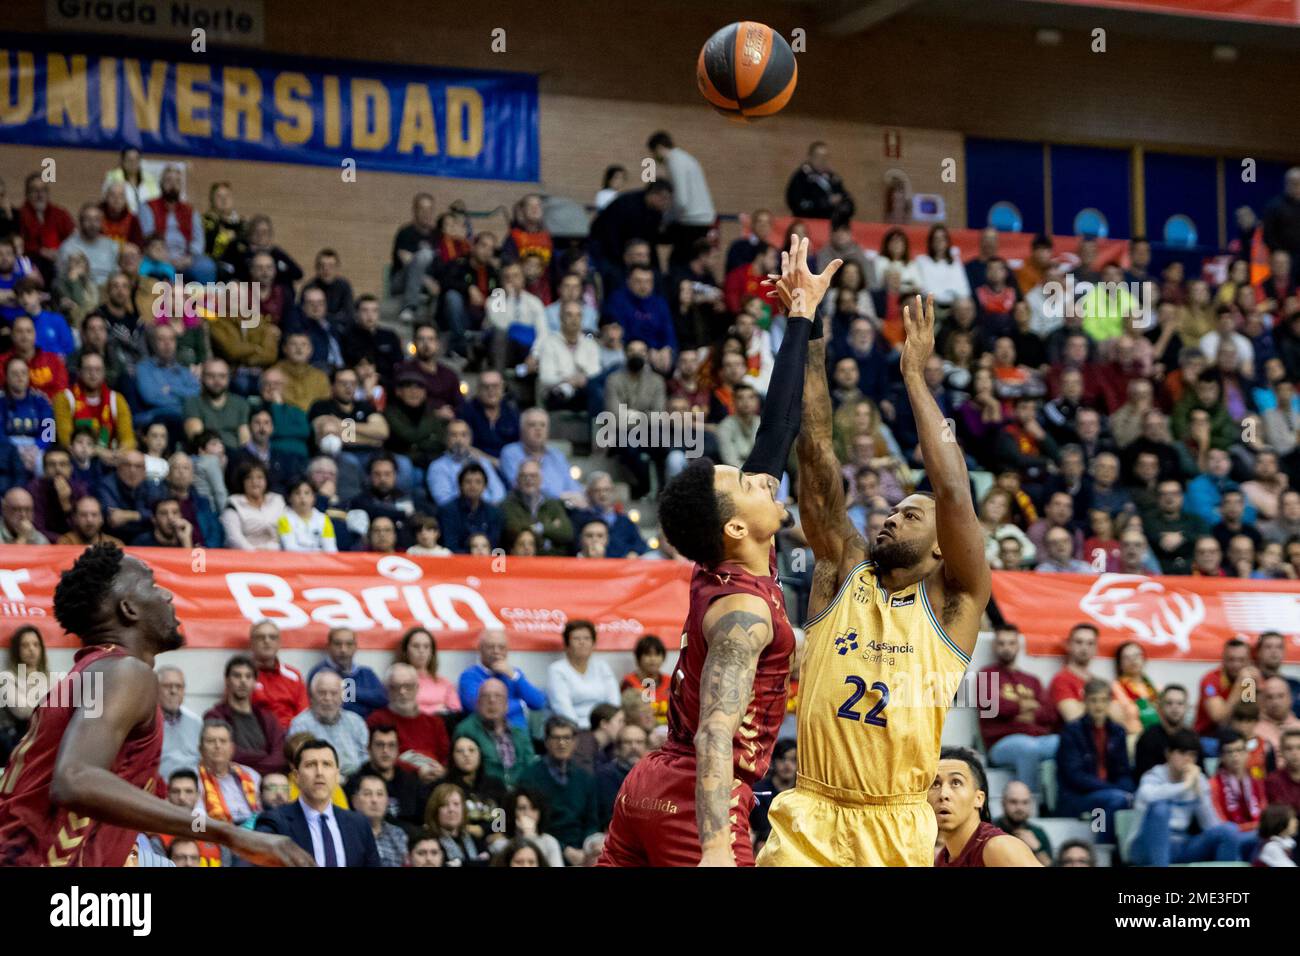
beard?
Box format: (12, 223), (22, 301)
(162, 187), (181, 203)
(869, 535), (925, 574)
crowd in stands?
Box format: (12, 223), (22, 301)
(1, 135), (1299, 866)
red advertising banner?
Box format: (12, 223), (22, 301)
(1020, 0), (1300, 27)
(0, 546), (692, 652)
(992, 570), (1300, 662)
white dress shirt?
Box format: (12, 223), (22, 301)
(300, 797), (347, 867)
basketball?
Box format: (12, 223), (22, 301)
(696, 21), (798, 120)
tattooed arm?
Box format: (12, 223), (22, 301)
(797, 324), (867, 620)
(694, 592), (773, 866)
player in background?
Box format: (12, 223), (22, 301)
(0, 545), (313, 867)
(930, 747), (1041, 867)
(599, 236), (841, 866)
(756, 294), (991, 866)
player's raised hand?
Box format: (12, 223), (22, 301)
(761, 234), (841, 319)
(901, 293), (937, 378)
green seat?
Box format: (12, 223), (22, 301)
(1114, 808), (1137, 861)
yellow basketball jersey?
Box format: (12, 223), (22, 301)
(797, 560), (972, 799)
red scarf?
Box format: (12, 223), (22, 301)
(67, 382), (116, 447)
(509, 227), (552, 265)
(1217, 773), (1261, 824)
(199, 764), (260, 823)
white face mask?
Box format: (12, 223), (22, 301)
(319, 434), (343, 456)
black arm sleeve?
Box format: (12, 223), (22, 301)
(742, 316), (812, 479)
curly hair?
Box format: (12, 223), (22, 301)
(657, 457), (732, 567)
(53, 543), (125, 643)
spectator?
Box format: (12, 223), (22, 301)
(153, 770), (229, 866)
(1261, 490), (1300, 545)
(53, 349), (134, 457)
(163, 451), (222, 547)
(228, 407), (305, 495)
(1262, 166), (1300, 264)
(1047, 623), (1099, 727)
(345, 452), (413, 546)
(299, 248), (354, 328)
(501, 458), (573, 555)
(588, 181), (673, 292)
(978, 625), (1058, 805)
(196, 719), (261, 825)
(276, 477), (337, 553)
(602, 266), (677, 373)
(208, 299), (281, 395)
(135, 323), (199, 431)
(438, 735), (510, 852)
(0, 486), (47, 545)
(422, 782), (489, 867)
(1055, 840), (1096, 867)
(339, 296), (401, 386)
(406, 834), (445, 867)
(1034, 526), (1093, 573)
(716, 382), (761, 469)
(1186, 448), (1249, 526)
(517, 715), (599, 865)
(546, 619), (620, 728)
(57, 202), (118, 286)
(454, 676), (537, 788)
(725, 208), (774, 274)
(138, 166), (216, 283)
(1194, 637), (1259, 742)
(1255, 804), (1298, 867)
(436, 461), (502, 552)
(350, 774), (408, 867)
(1255, 632), (1300, 717)
(101, 146), (160, 214)
(288, 670), (370, 779)
(343, 725), (427, 835)
(285, 286), (344, 372)
(1210, 729), (1267, 836)
(426, 418), (505, 508)
(458, 630), (548, 729)
(390, 627), (456, 715)
(271, 332), (330, 414)
(221, 460), (285, 551)
(1055, 679), (1135, 840)
(25, 446), (80, 539)
(201, 180), (243, 268)
(255, 739), (379, 867)
(1266, 730), (1300, 813)
(384, 372), (445, 479)
(393, 323), (460, 421)
(132, 496), (194, 548)
(571, 471), (648, 559)
(365, 515), (399, 553)
(536, 300), (601, 411)
(544, 271), (600, 337)
(306, 627), (386, 721)
(203, 656), (288, 777)
(157, 665), (202, 781)
(499, 408), (584, 505)
(1144, 479), (1210, 575)
(248, 619), (309, 730)
(254, 366), (310, 461)
(994, 780), (1054, 866)
(1110, 641), (1160, 736)
(0, 314), (67, 401)
(56, 494), (121, 547)
(1257, 676), (1300, 756)
(646, 132), (715, 266)
(183, 359), (250, 452)
(18, 173), (75, 285)
(785, 141), (854, 220)
(1126, 730), (1249, 866)
(365, 663), (450, 782)
(620, 634), (670, 724)
(95, 449), (155, 542)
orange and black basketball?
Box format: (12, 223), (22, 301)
(696, 21), (798, 120)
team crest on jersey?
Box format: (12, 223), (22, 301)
(834, 630), (859, 655)
(890, 594), (916, 608)
(852, 578), (870, 604)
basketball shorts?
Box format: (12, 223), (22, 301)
(756, 775), (937, 867)
(598, 748), (756, 867)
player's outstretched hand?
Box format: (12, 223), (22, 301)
(901, 293), (937, 378)
(761, 234), (841, 319)
(232, 829), (317, 867)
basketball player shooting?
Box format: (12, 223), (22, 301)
(598, 236), (841, 867)
(755, 293), (991, 867)
(0, 545), (313, 867)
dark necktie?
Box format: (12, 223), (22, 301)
(319, 814), (339, 867)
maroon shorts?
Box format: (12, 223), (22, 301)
(597, 748), (755, 867)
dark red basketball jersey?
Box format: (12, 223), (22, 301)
(0, 644), (163, 867)
(664, 550), (795, 785)
(935, 820), (1006, 867)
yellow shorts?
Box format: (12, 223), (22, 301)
(756, 781), (937, 868)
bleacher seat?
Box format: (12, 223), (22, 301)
(1114, 808), (1137, 862)
(1039, 759), (1057, 815)
(1029, 816), (1114, 867)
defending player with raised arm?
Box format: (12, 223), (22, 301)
(0, 545), (314, 867)
(597, 236), (841, 868)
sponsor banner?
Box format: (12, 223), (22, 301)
(0, 546), (690, 650)
(0, 37), (540, 181)
(992, 570), (1300, 662)
(1019, 0), (1300, 27)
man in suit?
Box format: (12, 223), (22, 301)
(254, 739), (379, 867)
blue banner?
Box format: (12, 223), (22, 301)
(0, 38), (539, 181)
